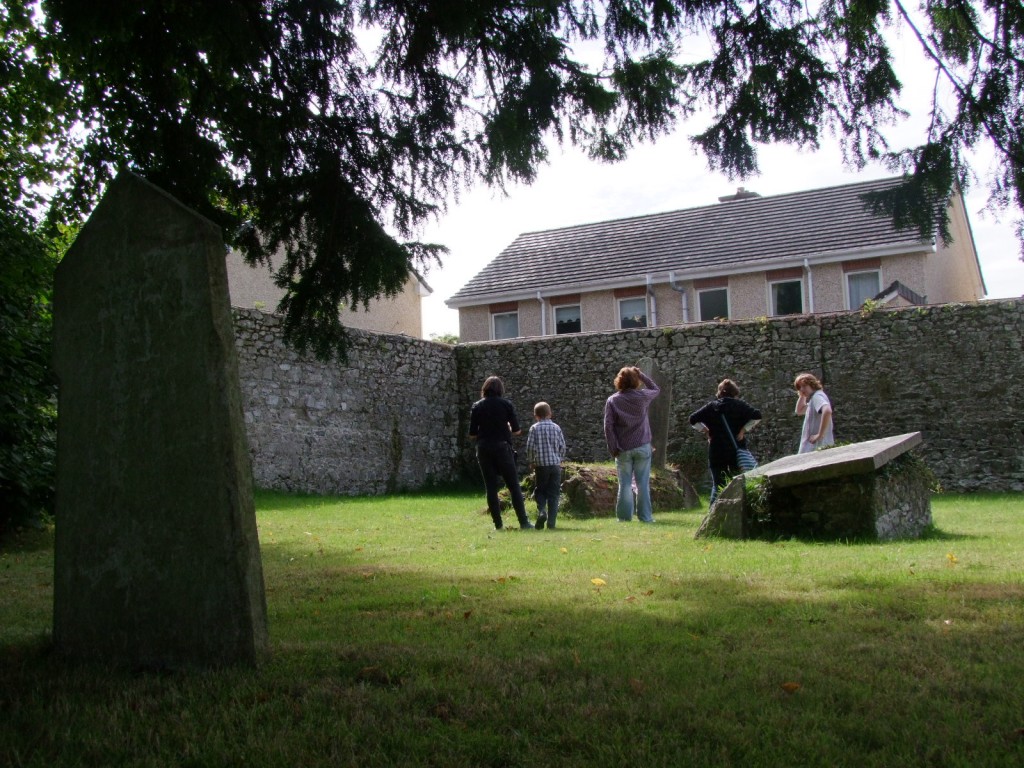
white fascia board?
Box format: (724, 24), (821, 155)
(445, 240), (934, 308)
(445, 274), (654, 308)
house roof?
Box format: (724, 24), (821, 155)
(873, 279), (927, 305)
(447, 176), (937, 307)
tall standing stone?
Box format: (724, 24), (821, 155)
(638, 357), (672, 469)
(52, 173), (269, 667)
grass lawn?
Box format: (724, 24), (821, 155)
(2, 491), (1023, 767)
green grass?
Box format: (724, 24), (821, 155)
(2, 492), (1023, 767)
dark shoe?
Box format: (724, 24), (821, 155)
(520, 521), (534, 530)
(536, 515), (547, 530)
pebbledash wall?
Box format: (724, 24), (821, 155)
(233, 300), (1024, 495)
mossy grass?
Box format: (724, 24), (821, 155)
(2, 492), (1023, 766)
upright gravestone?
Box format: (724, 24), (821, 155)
(52, 173), (269, 667)
(638, 357), (672, 469)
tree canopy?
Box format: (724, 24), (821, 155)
(3, 0), (1022, 357)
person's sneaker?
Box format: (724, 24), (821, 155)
(536, 515), (547, 530)
(520, 521), (534, 530)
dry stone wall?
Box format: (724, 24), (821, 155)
(455, 300), (1024, 493)
(233, 309), (460, 495)
(234, 300), (1024, 495)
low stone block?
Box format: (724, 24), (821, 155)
(696, 433), (933, 541)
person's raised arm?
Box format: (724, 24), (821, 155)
(795, 391), (808, 416)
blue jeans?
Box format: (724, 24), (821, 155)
(615, 443), (653, 522)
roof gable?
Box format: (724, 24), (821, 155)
(448, 176), (936, 305)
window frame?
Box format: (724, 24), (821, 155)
(617, 296), (648, 329)
(697, 286), (730, 321)
(769, 277), (805, 316)
(845, 269), (882, 309)
(553, 303), (582, 334)
(491, 310), (519, 340)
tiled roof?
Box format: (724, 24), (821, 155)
(447, 176), (934, 306)
(874, 279), (927, 305)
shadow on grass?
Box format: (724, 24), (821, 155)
(4, 493), (1021, 766)
(3, 560), (1023, 767)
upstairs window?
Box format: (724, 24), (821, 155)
(491, 311), (519, 340)
(618, 297), (647, 329)
(698, 287), (729, 321)
(770, 279), (804, 315)
(847, 270), (881, 309)
(554, 304), (581, 334)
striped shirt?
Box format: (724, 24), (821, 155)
(603, 372), (660, 454)
(526, 419), (567, 466)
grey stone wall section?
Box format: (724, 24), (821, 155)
(233, 310), (460, 495)
(234, 299), (1024, 495)
(52, 173), (268, 668)
(453, 302), (1024, 492)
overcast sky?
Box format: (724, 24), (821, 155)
(414, 29), (1024, 339)
(416, 138), (1022, 338)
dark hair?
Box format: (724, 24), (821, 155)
(481, 376), (504, 398)
(717, 379), (740, 398)
(614, 367), (640, 391)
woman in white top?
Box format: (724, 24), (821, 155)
(794, 372), (834, 454)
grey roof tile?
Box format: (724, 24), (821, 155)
(448, 176), (932, 304)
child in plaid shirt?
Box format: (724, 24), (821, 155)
(525, 402), (567, 530)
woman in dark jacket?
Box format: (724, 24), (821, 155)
(469, 376), (533, 530)
(688, 379), (762, 504)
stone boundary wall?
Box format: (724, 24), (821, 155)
(234, 300), (1024, 495)
(455, 300), (1024, 493)
(233, 309), (460, 495)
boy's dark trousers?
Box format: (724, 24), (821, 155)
(534, 465), (562, 528)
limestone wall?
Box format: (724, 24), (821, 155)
(234, 300), (1024, 495)
(455, 299), (1024, 492)
(233, 309), (460, 495)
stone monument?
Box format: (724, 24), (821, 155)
(637, 357), (672, 469)
(695, 432), (933, 541)
(52, 172), (269, 667)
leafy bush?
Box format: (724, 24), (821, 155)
(0, 207), (58, 533)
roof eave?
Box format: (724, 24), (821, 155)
(445, 238), (934, 308)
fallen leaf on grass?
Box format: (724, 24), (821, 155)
(463, 610), (472, 620)
(644, 590), (654, 596)
(781, 682), (801, 694)
(591, 578), (607, 586)
(625, 595), (637, 602)
(629, 678), (645, 693)
(560, 547), (568, 554)
(946, 552), (959, 566)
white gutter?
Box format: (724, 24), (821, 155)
(646, 274), (657, 326)
(668, 271), (690, 322)
(803, 258), (815, 314)
(537, 290), (547, 336)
